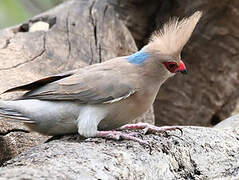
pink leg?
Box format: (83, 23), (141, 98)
(96, 130), (149, 146)
(119, 123), (182, 135)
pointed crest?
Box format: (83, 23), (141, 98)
(148, 11), (202, 55)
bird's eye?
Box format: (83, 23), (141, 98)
(162, 61), (179, 73)
(169, 63), (176, 69)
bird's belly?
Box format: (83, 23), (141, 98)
(98, 88), (158, 130)
(26, 121), (78, 136)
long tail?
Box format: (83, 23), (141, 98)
(0, 101), (34, 123)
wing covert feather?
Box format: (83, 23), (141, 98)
(21, 70), (136, 104)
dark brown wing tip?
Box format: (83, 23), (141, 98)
(1, 73), (74, 95)
(1, 87), (26, 94)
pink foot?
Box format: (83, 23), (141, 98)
(119, 123), (182, 135)
(96, 130), (149, 146)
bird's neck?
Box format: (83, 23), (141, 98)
(125, 50), (173, 87)
(127, 50), (150, 65)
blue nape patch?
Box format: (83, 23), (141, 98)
(127, 51), (150, 64)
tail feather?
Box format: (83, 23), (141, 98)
(0, 103), (34, 123)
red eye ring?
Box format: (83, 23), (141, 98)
(162, 62), (178, 73)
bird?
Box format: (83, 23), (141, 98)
(0, 11), (202, 144)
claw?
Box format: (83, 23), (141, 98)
(45, 135), (63, 143)
(119, 123), (183, 136)
(95, 130), (152, 153)
(96, 130), (150, 146)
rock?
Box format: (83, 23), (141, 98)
(108, 0), (161, 48)
(29, 21), (50, 32)
(1, 127), (239, 179)
(232, 103), (239, 115)
(214, 114), (239, 130)
(0, 129), (48, 166)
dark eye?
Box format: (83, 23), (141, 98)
(169, 63), (176, 68)
(162, 61), (178, 73)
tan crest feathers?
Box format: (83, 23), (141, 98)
(148, 11), (202, 55)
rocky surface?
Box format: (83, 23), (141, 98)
(1, 127), (239, 179)
(214, 114), (239, 130)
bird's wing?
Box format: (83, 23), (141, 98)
(19, 68), (136, 104)
(3, 70), (77, 93)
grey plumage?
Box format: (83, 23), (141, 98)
(0, 107), (31, 121)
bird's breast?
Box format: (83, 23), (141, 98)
(98, 85), (159, 130)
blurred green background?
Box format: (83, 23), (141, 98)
(0, 0), (63, 29)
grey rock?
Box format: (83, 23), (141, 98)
(1, 127), (239, 179)
(214, 114), (239, 130)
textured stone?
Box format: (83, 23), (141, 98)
(214, 114), (239, 130)
(1, 127), (239, 179)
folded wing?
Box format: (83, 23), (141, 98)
(8, 67), (136, 104)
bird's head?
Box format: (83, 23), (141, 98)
(127, 11), (202, 79)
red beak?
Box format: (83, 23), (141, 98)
(178, 60), (187, 74)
